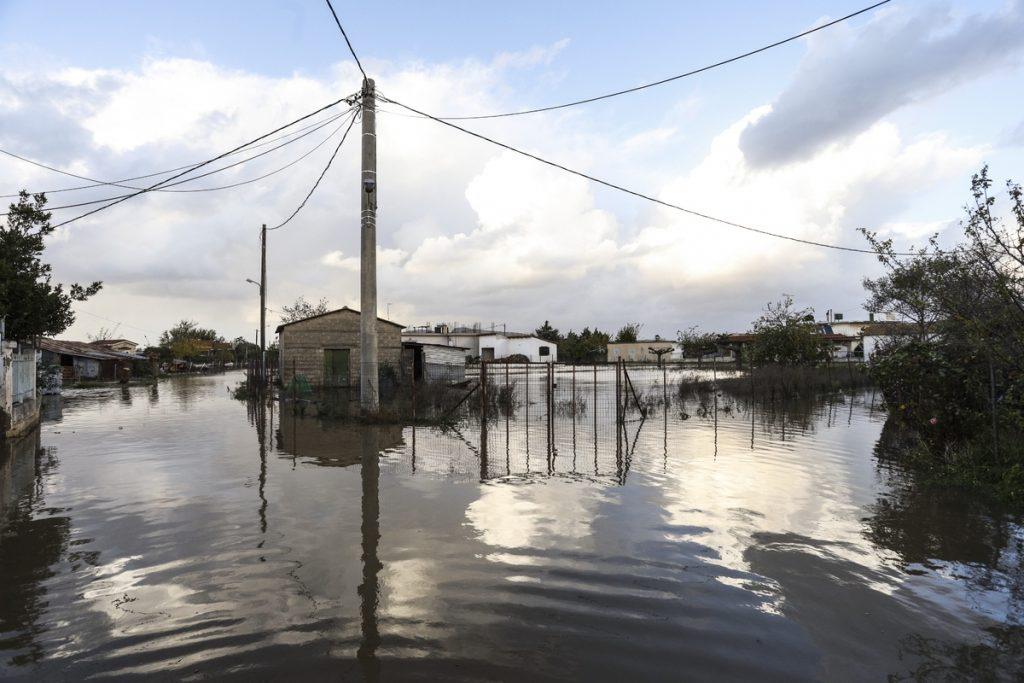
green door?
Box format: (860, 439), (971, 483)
(324, 348), (350, 387)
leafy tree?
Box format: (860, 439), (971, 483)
(560, 327), (610, 362)
(534, 320), (561, 343)
(280, 296), (331, 324)
(159, 320), (221, 360)
(860, 168), (1024, 500)
(677, 326), (721, 366)
(0, 191), (102, 340)
(748, 296), (830, 366)
(614, 322), (643, 343)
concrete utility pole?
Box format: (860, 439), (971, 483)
(360, 78), (379, 411)
(260, 223), (267, 384)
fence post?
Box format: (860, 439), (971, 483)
(480, 360), (488, 479)
(572, 362), (576, 419)
(615, 358), (622, 424)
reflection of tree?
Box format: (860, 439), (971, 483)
(0, 430), (73, 666)
(866, 418), (1024, 625)
(892, 626), (1024, 681)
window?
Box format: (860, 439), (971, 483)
(539, 346), (550, 357)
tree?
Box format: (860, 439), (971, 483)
(861, 167), (1024, 461)
(677, 326), (721, 366)
(748, 296), (830, 365)
(614, 322), (643, 343)
(648, 346), (673, 366)
(280, 296), (331, 324)
(534, 320), (561, 343)
(560, 327), (610, 362)
(0, 191), (102, 339)
(89, 326), (116, 342)
(159, 320), (221, 360)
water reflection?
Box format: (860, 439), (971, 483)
(0, 373), (1021, 679)
(0, 429), (71, 667)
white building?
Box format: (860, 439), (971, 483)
(402, 327), (557, 363)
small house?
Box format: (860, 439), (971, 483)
(88, 338), (140, 354)
(401, 327), (557, 362)
(276, 307), (403, 388)
(401, 341), (468, 383)
(38, 338), (144, 381)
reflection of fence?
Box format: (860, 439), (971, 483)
(11, 354), (35, 404)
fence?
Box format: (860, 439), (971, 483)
(11, 353), (35, 404)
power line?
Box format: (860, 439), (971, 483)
(410, 0), (890, 120)
(324, 0), (367, 80)
(378, 94), (917, 256)
(0, 108), (352, 198)
(46, 97), (354, 230)
(1, 106), (357, 217)
(268, 109), (359, 231)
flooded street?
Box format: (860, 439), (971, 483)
(2, 371), (1022, 680)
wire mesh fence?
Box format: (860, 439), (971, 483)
(266, 359), (876, 484)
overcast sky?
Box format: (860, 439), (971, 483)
(2, 0), (1022, 345)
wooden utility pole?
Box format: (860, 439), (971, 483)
(360, 78), (379, 411)
(259, 223), (267, 385)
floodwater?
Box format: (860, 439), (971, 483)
(1, 370), (1022, 681)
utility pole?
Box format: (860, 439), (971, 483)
(360, 78), (379, 411)
(260, 223), (267, 385)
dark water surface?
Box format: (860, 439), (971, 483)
(1, 371), (1022, 681)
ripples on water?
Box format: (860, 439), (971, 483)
(1, 371), (1022, 680)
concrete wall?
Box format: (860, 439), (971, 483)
(608, 341), (677, 362)
(279, 310), (402, 387)
(1, 341), (40, 438)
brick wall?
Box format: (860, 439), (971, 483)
(279, 309), (402, 387)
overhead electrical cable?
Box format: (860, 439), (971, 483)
(43, 96), (354, 230)
(0, 108), (352, 198)
(378, 94), (918, 256)
(411, 0), (890, 120)
(268, 109), (358, 231)
(0, 106), (357, 217)
(324, 0), (367, 80)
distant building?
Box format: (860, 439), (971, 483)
(720, 332), (858, 361)
(607, 339), (678, 363)
(819, 315), (921, 360)
(276, 307), (403, 388)
(38, 338), (144, 381)
(401, 341), (467, 383)
(88, 338), (140, 354)
(402, 326), (557, 363)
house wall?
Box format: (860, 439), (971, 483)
(505, 337), (557, 362)
(279, 311), (402, 387)
(608, 341), (677, 362)
(73, 357), (101, 379)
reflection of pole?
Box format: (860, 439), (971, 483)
(254, 397), (268, 543)
(357, 429), (381, 679)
